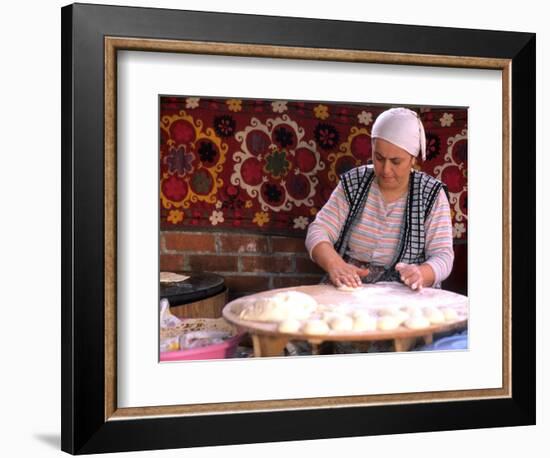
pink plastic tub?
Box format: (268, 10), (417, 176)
(160, 332), (244, 362)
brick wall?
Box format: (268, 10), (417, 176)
(160, 231), (325, 300)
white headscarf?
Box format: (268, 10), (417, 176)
(371, 107), (426, 161)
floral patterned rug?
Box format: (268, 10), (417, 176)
(160, 96), (467, 240)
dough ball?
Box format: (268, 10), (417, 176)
(278, 319), (302, 334)
(393, 310), (409, 324)
(378, 305), (400, 316)
(302, 319), (330, 335)
(423, 307), (445, 324)
(377, 315), (400, 331)
(378, 307), (408, 324)
(441, 307), (459, 322)
(404, 316), (431, 329)
(328, 315), (354, 332)
(352, 313), (378, 332)
(403, 306), (424, 318)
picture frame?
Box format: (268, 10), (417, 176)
(61, 3), (536, 454)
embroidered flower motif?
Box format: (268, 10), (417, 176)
(440, 112), (454, 127)
(313, 104), (329, 120)
(453, 222), (466, 238)
(264, 184), (283, 203)
(310, 208), (318, 216)
(271, 101), (288, 113)
(253, 211), (270, 227)
(273, 126), (294, 148)
(245, 200), (253, 209)
(163, 175), (188, 201)
(226, 99), (242, 112)
(209, 210), (224, 226)
(167, 209), (184, 224)
(190, 171), (213, 195)
(293, 216), (309, 230)
(357, 111), (373, 126)
(185, 97), (200, 109)
(164, 145), (194, 176)
(264, 150), (290, 178)
(213, 115), (236, 138)
(215, 201), (223, 209)
(197, 141), (218, 164)
(233, 115), (324, 213)
(314, 123), (340, 150)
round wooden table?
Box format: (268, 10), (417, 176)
(222, 283), (468, 356)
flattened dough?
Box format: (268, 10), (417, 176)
(337, 284), (362, 292)
(160, 271), (190, 283)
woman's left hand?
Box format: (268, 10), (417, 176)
(395, 262), (424, 291)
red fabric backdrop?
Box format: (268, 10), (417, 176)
(160, 97), (467, 240)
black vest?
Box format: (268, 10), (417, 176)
(334, 166), (446, 282)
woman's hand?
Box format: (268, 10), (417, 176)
(310, 242), (369, 288)
(328, 263), (370, 288)
(395, 262), (434, 291)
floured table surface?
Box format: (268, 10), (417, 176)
(223, 282), (468, 342)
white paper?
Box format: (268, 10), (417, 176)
(117, 50), (502, 408)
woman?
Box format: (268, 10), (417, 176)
(305, 107), (454, 291)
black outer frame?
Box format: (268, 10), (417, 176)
(61, 2), (536, 455)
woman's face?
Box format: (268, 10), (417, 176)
(372, 138), (415, 192)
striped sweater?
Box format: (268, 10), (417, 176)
(305, 176), (454, 286)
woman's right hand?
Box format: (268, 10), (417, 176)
(310, 242), (370, 288)
(327, 263), (370, 288)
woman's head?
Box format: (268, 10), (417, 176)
(371, 107), (426, 192)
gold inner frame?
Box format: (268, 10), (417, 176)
(104, 37), (512, 421)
